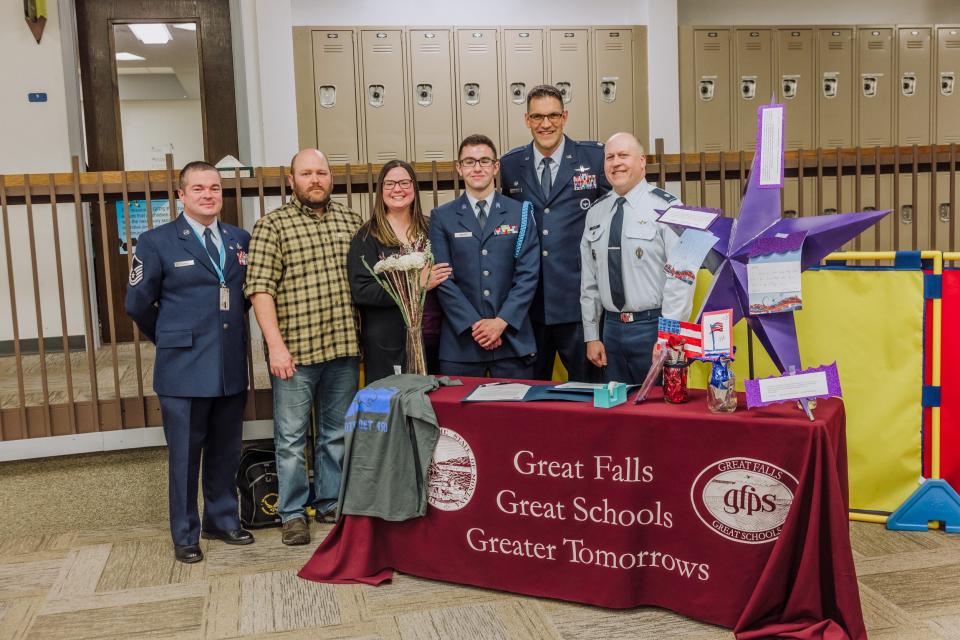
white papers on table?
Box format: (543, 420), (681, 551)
(758, 371), (829, 403)
(553, 382), (605, 390)
(758, 105), (784, 187)
(747, 259), (801, 294)
(658, 206), (720, 230)
(465, 383), (531, 401)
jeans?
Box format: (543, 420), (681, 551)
(603, 312), (660, 385)
(271, 356), (359, 522)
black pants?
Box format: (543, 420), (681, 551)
(532, 321), (601, 382)
(438, 356), (534, 379)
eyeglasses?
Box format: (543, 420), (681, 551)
(382, 179), (414, 190)
(527, 112), (564, 124)
(458, 157), (496, 168)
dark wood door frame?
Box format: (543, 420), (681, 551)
(76, 0), (240, 343)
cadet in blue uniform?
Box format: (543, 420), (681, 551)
(500, 84), (610, 382)
(580, 133), (697, 384)
(429, 134), (540, 378)
(125, 161), (254, 563)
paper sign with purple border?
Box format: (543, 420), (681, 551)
(744, 362), (842, 409)
(701, 308), (734, 358)
(756, 103), (785, 189)
(655, 205), (721, 231)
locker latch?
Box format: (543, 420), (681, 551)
(783, 210), (798, 218)
(941, 72), (955, 97)
(781, 77), (798, 100)
(600, 80), (617, 103)
(509, 82), (526, 105)
(368, 84), (385, 108)
(940, 203), (952, 223)
(900, 204), (913, 224)
(862, 75), (878, 98)
(698, 78), (715, 102)
(901, 73), (917, 97)
(823, 208), (837, 215)
(822, 74), (838, 98)
(740, 77), (757, 101)
(416, 84), (433, 107)
(318, 85), (336, 109)
(464, 83), (480, 106)
(556, 82), (572, 104)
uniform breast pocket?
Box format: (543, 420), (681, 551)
(623, 221), (656, 263)
(156, 328), (193, 348)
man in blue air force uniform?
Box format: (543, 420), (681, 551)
(429, 134), (540, 378)
(125, 161), (254, 564)
(499, 84), (610, 382)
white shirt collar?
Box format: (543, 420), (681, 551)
(533, 137), (565, 170)
(466, 192), (495, 218)
(614, 180), (649, 209)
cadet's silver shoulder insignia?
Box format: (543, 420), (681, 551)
(129, 255), (144, 286)
(651, 187), (678, 203)
(580, 198), (591, 210)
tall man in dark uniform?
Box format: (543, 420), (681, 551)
(126, 161), (254, 563)
(500, 84), (610, 382)
(429, 134), (540, 378)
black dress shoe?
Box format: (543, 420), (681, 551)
(201, 528), (255, 545)
(174, 544), (203, 564)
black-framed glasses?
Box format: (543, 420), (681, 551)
(527, 112), (564, 124)
(383, 179), (414, 190)
(458, 157), (496, 168)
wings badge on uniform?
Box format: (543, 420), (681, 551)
(129, 255), (144, 286)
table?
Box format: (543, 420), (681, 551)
(300, 379), (865, 640)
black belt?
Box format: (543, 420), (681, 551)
(605, 308), (661, 323)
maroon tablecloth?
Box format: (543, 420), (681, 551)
(300, 379), (865, 640)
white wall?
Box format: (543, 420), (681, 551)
(678, 0), (959, 25)
(119, 100), (204, 170)
(0, 0), (87, 342)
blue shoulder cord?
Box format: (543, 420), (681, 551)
(514, 201), (530, 258)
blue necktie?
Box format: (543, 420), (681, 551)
(540, 157), (553, 198)
(476, 199), (488, 230)
(203, 228), (219, 266)
(608, 197), (627, 311)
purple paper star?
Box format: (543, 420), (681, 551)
(697, 130), (890, 374)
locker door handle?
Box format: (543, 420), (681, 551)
(416, 84), (433, 107)
(698, 79), (714, 102)
(464, 83), (480, 106)
(822, 208), (838, 215)
(940, 203), (952, 223)
(318, 85), (336, 109)
(601, 80), (617, 103)
(862, 76), (878, 98)
(782, 78), (798, 100)
(509, 82), (526, 105)
(900, 205), (913, 224)
(783, 210), (798, 218)
(941, 72), (955, 97)
(368, 85), (385, 108)
(740, 77), (756, 101)
(901, 73), (916, 97)
(822, 76), (838, 98)
(556, 82), (572, 104)
(864, 206), (877, 212)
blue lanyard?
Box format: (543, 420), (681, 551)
(191, 227), (226, 285)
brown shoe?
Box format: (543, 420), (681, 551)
(281, 517), (310, 545)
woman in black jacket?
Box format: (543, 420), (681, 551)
(347, 160), (451, 383)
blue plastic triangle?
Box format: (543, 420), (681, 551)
(886, 479), (960, 533)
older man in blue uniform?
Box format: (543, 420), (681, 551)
(429, 134), (540, 378)
(500, 84), (610, 382)
(126, 161), (254, 563)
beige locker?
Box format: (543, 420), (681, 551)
(782, 179), (815, 219)
(934, 172), (955, 250)
(819, 175), (856, 250)
(897, 27), (933, 146)
(548, 29), (591, 141)
(817, 29), (856, 148)
(311, 30), (362, 164)
(735, 29), (773, 151)
(693, 29), (733, 152)
(860, 174), (895, 252)
(360, 30), (408, 163)
(502, 29), (545, 152)
(594, 28), (636, 143)
(681, 179), (740, 217)
(896, 173), (931, 251)
(455, 29), (501, 150)
(331, 193), (369, 220)
(857, 28), (895, 148)
(423, 189), (457, 213)
(409, 29), (455, 162)
(776, 29), (815, 150)
(936, 27), (960, 144)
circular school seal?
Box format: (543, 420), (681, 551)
(427, 427), (478, 511)
(690, 457), (798, 544)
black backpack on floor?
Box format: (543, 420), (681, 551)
(236, 445), (282, 528)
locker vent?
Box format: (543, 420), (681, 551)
(867, 42), (886, 50)
(513, 44), (535, 53)
(372, 45), (393, 53)
(560, 44), (580, 52)
(376, 151), (399, 161)
(906, 41), (924, 49)
(827, 42), (845, 50)
(323, 45), (344, 53)
(604, 43), (624, 51)
(704, 143), (723, 152)
(424, 150), (446, 160)
(467, 44), (489, 53)
(419, 44), (441, 53)
(864, 136), (886, 145)
(702, 43), (722, 51)
(787, 42), (804, 50)
(328, 153), (349, 163)
(946, 40), (960, 48)
(745, 43), (762, 51)
(827, 137), (846, 147)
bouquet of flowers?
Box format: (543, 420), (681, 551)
(361, 237), (434, 376)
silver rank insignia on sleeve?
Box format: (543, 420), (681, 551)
(129, 255), (144, 286)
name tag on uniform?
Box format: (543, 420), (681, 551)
(219, 286), (230, 311)
(454, 231), (473, 238)
(174, 259), (195, 267)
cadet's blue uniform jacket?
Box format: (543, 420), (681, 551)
(500, 135), (610, 325)
(429, 193), (540, 363)
(125, 214), (251, 398)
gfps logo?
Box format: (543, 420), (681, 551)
(427, 427), (478, 511)
(690, 457), (798, 544)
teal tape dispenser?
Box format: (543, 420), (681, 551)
(594, 381), (627, 408)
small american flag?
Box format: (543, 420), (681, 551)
(657, 318), (702, 357)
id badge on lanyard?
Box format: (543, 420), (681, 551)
(219, 285), (230, 311)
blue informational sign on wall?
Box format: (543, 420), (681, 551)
(116, 200), (183, 254)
